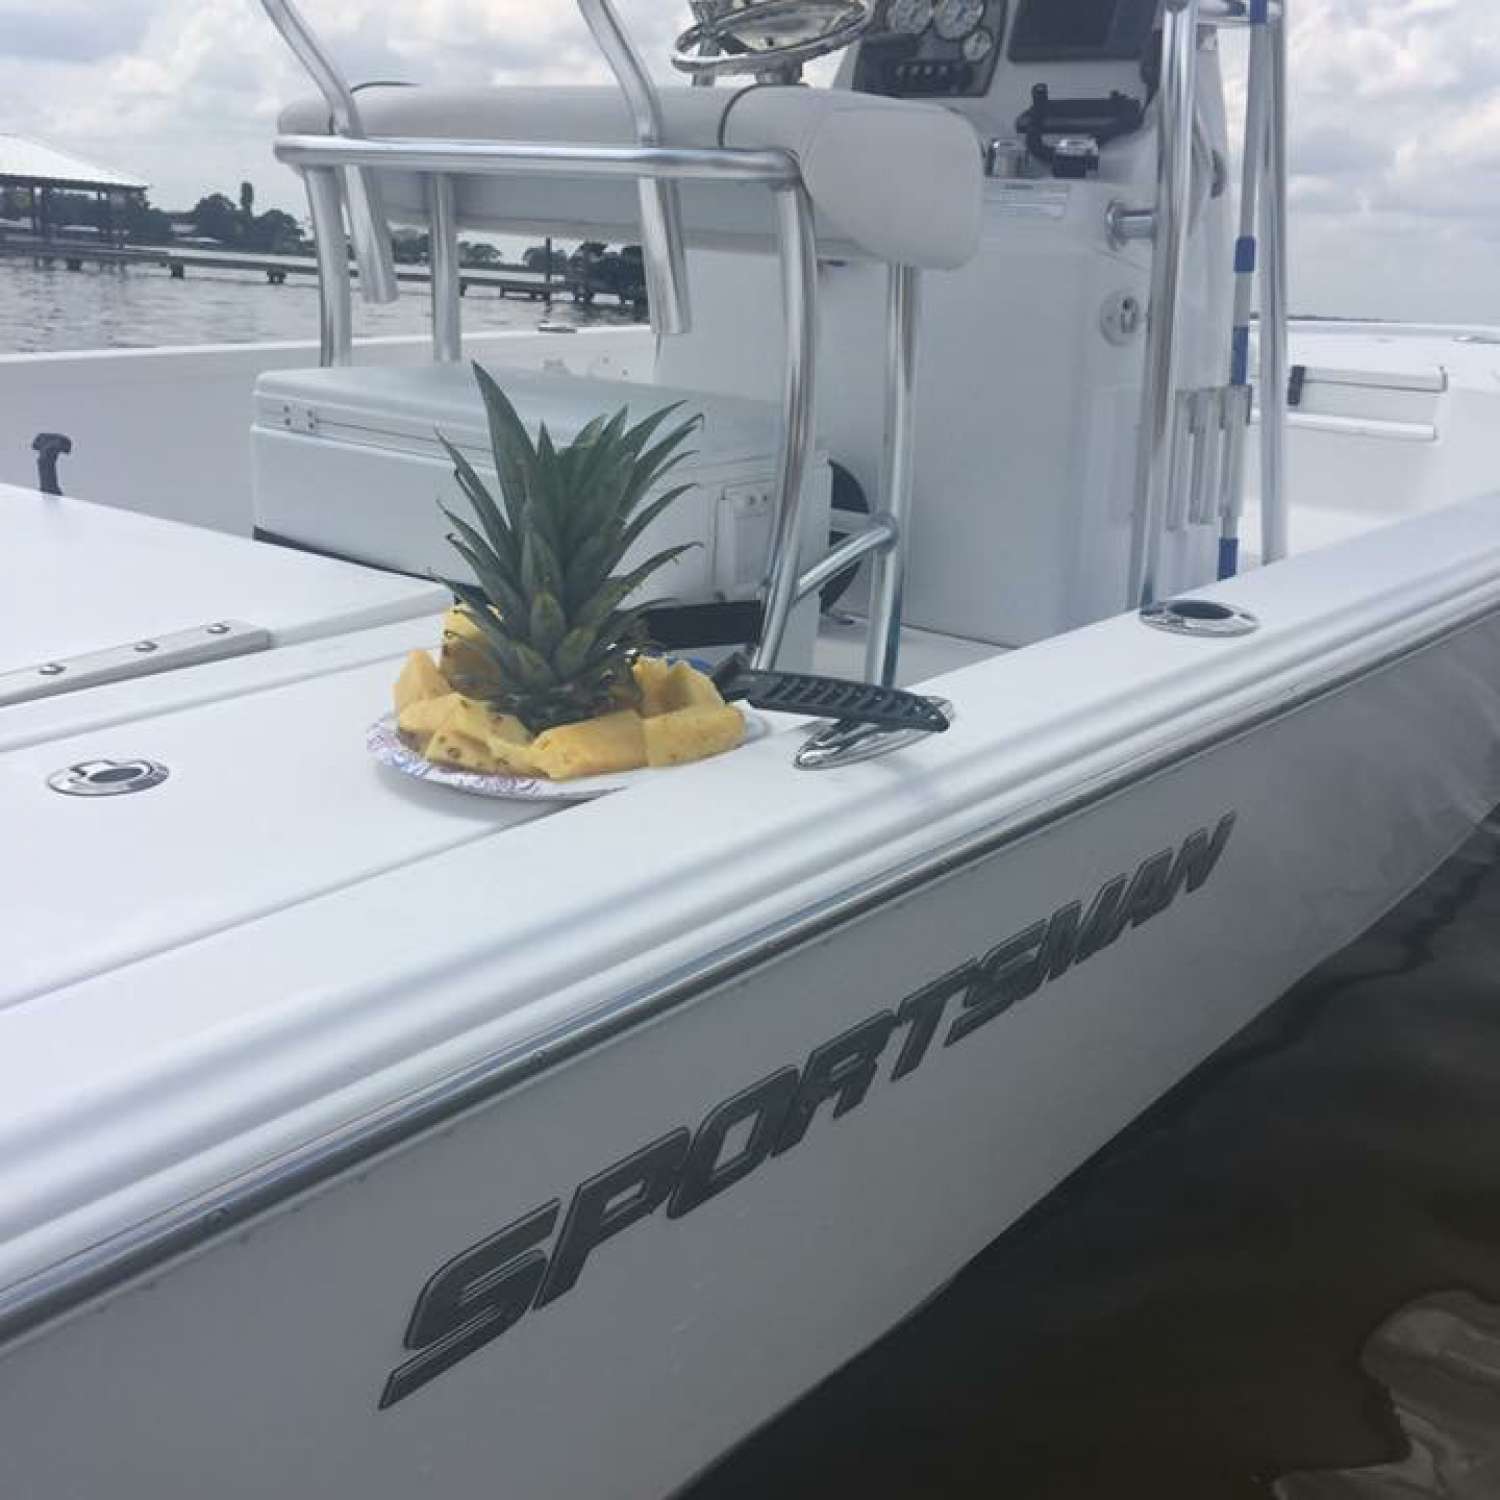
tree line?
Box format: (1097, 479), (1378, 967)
(0, 180), (303, 251)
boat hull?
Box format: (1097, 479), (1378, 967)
(3, 594), (1499, 1498)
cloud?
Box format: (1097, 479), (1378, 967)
(0, 0), (1498, 321)
(0, 1), (156, 63)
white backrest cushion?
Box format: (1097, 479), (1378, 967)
(279, 84), (981, 270)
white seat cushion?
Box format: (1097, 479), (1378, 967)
(279, 84), (981, 270)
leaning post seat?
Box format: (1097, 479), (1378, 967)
(271, 82), (983, 681)
(278, 84), (982, 271)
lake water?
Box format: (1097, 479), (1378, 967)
(687, 813), (1500, 1499)
(0, 257), (638, 355)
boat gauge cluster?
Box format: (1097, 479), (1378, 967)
(852, 0), (1007, 98)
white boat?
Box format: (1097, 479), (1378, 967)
(3, 2), (1499, 1495)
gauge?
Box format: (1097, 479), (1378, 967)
(886, 0), (933, 34)
(933, 0), (985, 41)
(961, 25), (993, 61)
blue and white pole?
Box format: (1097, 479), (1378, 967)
(1219, 0), (1272, 579)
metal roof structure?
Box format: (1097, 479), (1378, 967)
(0, 136), (147, 193)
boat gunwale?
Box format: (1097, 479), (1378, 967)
(5, 524), (1500, 1351)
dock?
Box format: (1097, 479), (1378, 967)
(0, 237), (561, 299)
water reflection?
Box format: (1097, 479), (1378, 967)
(0, 259), (638, 354)
(688, 817), (1500, 1498)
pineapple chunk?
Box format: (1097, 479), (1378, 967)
(414, 696), (543, 778)
(422, 697), (504, 775)
(397, 691), (462, 752)
(484, 711), (541, 778)
(631, 656), (723, 716)
(663, 661), (724, 711)
(532, 709), (647, 781)
(393, 650), (450, 714)
(642, 705), (745, 768)
(426, 723), (501, 774)
(631, 655), (674, 716)
(440, 606), (503, 695)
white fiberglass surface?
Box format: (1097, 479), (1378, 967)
(0, 483), (445, 675)
(2, 495), (1500, 1314)
(0, 645), (553, 1010)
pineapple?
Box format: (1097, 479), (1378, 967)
(642, 705), (745, 768)
(631, 654), (676, 717)
(436, 362), (701, 735)
(660, 660), (724, 712)
(397, 691), (461, 751)
(423, 696), (530, 775)
(532, 708), (648, 781)
(439, 606), (503, 697)
(393, 650), (450, 713)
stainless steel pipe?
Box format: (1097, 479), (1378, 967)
(1258, 5), (1291, 563)
(275, 136), (798, 186)
(796, 517), (898, 603)
(865, 264), (920, 687)
(576, 0), (692, 336)
(752, 183), (819, 672)
(258, 0), (398, 307)
(303, 166), (353, 366)
(425, 175), (462, 364)
(1127, 0), (1201, 609)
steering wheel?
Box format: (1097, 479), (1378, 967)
(671, 0), (873, 82)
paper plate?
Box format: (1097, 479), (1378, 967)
(367, 708), (770, 802)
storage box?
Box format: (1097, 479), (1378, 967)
(251, 363), (830, 666)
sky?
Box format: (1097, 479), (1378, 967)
(0, 0), (1496, 323)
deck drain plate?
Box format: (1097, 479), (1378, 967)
(47, 759), (170, 797)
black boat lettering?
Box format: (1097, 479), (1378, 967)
(380, 813), (1236, 1408)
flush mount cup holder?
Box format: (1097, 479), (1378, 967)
(1139, 597), (1259, 638)
(47, 758), (170, 797)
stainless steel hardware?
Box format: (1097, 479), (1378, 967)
(257, 0), (398, 328)
(578, 0), (691, 337)
(46, 759), (171, 798)
(1126, 0), (1291, 598)
(1139, 598), (1259, 638)
(984, 139), (1028, 179)
(426, 175), (462, 364)
(1, 621), (272, 708)
(279, 134), (823, 675)
(795, 698), (955, 770)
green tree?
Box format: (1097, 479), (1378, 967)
(191, 192), (241, 245)
(244, 208), (301, 253)
(122, 196), (174, 245)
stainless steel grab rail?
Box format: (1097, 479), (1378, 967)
(277, 133), (827, 673)
(1126, 0), (1200, 610)
(1257, 6), (1291, 564)
(1126, 0), (1291, 601)
(577, 0), (692, 336)
(257, 0), (398, 320)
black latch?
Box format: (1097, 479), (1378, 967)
(1016, 85), (1144, 176)
(1287, 364), (1308, 408)
(32, 432), (72, 497)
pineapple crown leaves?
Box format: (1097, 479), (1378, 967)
(431, 363), (706, 727)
